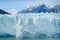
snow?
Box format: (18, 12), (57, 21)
(8, 9), (18, 14)
(0, 13), (60, 37)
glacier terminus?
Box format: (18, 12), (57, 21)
(0, 13), (60, 38)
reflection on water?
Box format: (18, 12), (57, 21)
(0, 37), (60, 40)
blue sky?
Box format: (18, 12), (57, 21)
(0, 0), (60, 12)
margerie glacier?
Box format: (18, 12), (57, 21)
(0, 13), (60, 38)
(0, 4), (60, 38)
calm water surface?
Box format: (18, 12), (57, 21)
(0, 37), (60, 40)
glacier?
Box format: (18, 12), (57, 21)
(0, 13), (60, 38)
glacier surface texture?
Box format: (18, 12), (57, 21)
(0, 13), (60, 38)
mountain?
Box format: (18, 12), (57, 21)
(49, 4), (60, 13)
(0, 9), (10, 14)
(33, 4), (49, 13)
(18, 4), (60, 13)
(18, 4), (49, 13)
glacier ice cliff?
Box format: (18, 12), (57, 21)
(0, 14), (16, 37)
(0, 13), (60, 38)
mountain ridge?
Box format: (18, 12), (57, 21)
(18, 4), (60, 13)
(0, 9), (10, 15)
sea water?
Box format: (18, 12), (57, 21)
(0, 37), (60, 40)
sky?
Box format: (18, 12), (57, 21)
(0, 0), (60, 12)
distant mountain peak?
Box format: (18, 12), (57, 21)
(39, 4), (46, 7)
(49, 4), (60, 13)
(18, 4), (60, 13)
(19, 4), (48, 13)
(0, 9), (10, 15)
